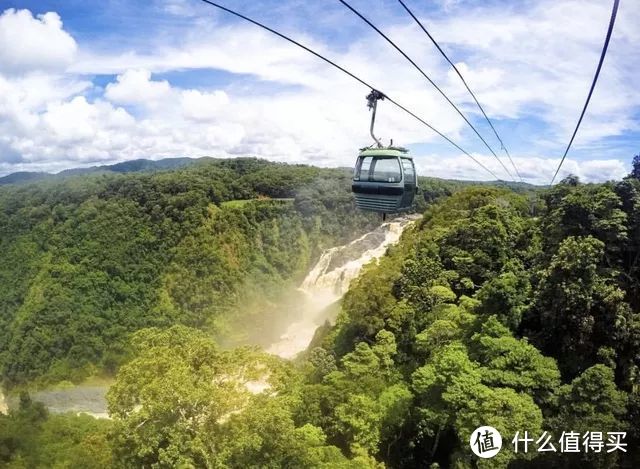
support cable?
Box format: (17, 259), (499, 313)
(549, 0), (620, 185)
(338, 0), (515, 181)
(199, 0), (503, 180)
(397, 0), (523, 182)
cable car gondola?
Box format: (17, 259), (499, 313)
(352, 90), (417, 214)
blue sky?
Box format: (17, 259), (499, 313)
(0, 0), (638, 183)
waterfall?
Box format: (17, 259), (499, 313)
(5, 215), (419, 417)
(267, 214), (420, 358)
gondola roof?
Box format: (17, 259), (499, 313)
(358, 146), (409, 155)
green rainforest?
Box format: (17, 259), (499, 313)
(1, 157), (639, 468)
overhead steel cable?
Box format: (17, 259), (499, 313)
(337, 0), (515, 182)
(198, 0), (502, 181)
(549, 0), (620, 186)
(397, 0), (523, 183)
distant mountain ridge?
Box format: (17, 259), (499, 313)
(0, 171), (53, 185)
(0, 157), (208, 185)
(1, 157), (540, 189)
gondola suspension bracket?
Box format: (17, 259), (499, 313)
(366, 90), (385, 148)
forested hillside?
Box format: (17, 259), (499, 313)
(320, 179), (640, 467)
(1, 159), (638, 468)
(0, 158), (386, 388)
(95, 176), (636, 468)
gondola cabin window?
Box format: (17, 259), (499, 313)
(372, 157), (401, 182)
(354, 156), (372, 181)
(401, 158), (415, 182)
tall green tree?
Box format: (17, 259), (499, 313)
(525, 236), (636, 378)
(631, 154), (640, 180)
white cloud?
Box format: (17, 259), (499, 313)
(43, 96), (97, 142)
(104, 69), (171, 106)
(42, 96), (134, 144)
(0, 2), (637, 183)
(421, 0), (640, 142)
(0, 9), (77, 75)
(415, 154), (628, 184)
(555, 158), (628, 183)
(181, 89), (230, 122)
(0, 73), (92, 145)
(159, 0), (198, 17)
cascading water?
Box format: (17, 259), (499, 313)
(267, 214), (420, 358)
(5, 215), (419, 417)
(0, 392), (7, 415)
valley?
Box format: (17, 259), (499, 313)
(0, 158), (639, 468)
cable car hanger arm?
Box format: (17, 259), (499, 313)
(366, 90), (385, 148)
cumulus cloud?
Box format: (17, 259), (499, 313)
(0, 9), (77, 75)
(0, 1), (637, 182)
(181, 89), (230, 122)
(423, 154), (629, 184)
(104, 69), (171, 106)
(43, 97), (98, 142)
(42, 97), (134, 143)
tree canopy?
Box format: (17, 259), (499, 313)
(0, 159), (638, 467)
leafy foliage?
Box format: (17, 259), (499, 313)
(316, 183), (638, 467)
(1, 160), (639, 467)
(631, 154), (640, 180)
(0, 394), (112, 468)
(0, 158), (378, 387)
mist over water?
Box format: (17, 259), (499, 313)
(267, 215), (420, 359)
(6, 386), (109, 419)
